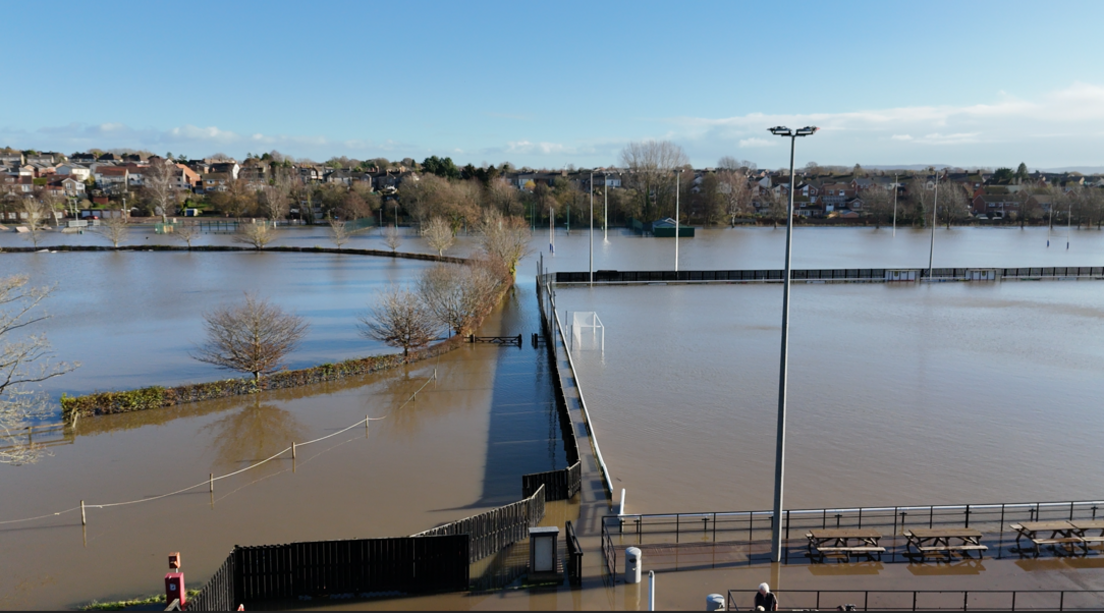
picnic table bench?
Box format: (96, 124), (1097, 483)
(1011, 521), (1089, 557)
(904, 528), (988, 561)
(1071, 520), (1104, 548)
(806, 529), (886, 562)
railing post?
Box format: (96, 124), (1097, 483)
(964, 590), (968, 611)
(913, 591), (918, 611)
(965, 505), (970, 528)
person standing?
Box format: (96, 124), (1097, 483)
(755, 583), (778, 611)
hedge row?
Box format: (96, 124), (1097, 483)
(61, 335), (468, 423)
(1, 244), (467, 264)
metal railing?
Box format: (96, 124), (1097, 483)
(726, 588), (1104, 611)
(546, 266), (1104, 285)
(601, 498), (1104, 570)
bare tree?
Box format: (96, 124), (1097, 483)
(936, 181), (969, 228)
(383, 224), (402, 252)
(234, 221), (278, 250)
(97, 211), (130, 248)
(173, 221), (201, 249)
(38, 189), (66, 226)
(422, 216), (454, 256)
(260, 174), (293, 222)
(476, 208), (531, 276)
(1, 275), (77, 464)
(19, 198), (51, 248)
(358, 286), (438, 356)
(862, 184), (894, 229)
(418, 261), (505, 337)
(143, 160), (180, 222)
(192, 294), (308, 380)
(717, 170), (752, 225)
(620, 140), (689, 220)
(329, 218), (351, 250)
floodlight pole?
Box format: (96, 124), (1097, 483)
(604, 173), (611, 241)
(892, 173), (898, 237)
(928, 173), (939, 280)
(767, 125), (816, 564)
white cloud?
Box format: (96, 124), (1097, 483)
(738, 137), (773, 148)
(506, 140), (569, 155)
(663, 82), (1104, 166)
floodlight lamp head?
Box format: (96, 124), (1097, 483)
(796, 126), (819, 136)
(768, 126), (792, 136)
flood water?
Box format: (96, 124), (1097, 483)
(0, 236), (560, 609)
(3, 224), (1103, 608)
(547, 226), (1104, 513)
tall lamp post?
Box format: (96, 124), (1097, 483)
(675, 170), (680, 272)
(927, 171), (940, 280)
(589, 171), (594, 285)
(768, 127), (821, 563)
(892, 173), (898, 237)
(766, 125), (818, 563)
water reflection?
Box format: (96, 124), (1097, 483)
(201, 399), (308, 475)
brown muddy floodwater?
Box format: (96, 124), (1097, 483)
(0, 247), (560, 610)
(549, 225), (1104, 515)
(3, 225), (1104, 608)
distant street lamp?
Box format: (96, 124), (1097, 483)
(927, 172), (940, 280)
(892, 173), (898, 237)
(675, 170), (680, 273)
(589, 171), (594, 285)
(766, 125), (818, 564)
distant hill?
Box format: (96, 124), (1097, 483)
(860, 164), (1104, 174)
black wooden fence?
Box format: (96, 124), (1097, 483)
(522, 461), (582, 501)
(524, 271), (585, 505)
(186, 535), (468, 611)
(412, 484), (546, 563)
(187, 552), (235, 611)
(553, 266), (1104, 284)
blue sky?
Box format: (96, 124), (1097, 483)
(3, 1), (1103, 170)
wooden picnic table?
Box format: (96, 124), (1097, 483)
(1070, 520), (1104, 549)
(806, 529), (885, 562)
(904, 528), (987, 561)
(1010, 521), (1087, 557)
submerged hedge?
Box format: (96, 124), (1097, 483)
(61, 335), (467, 423)
(1, 244), (466, 264)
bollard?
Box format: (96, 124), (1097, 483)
(625, 547), (642, 584)
(648, 570), (655, 611)
(706, 593), (726, 611)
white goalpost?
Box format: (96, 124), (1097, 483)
(569, 311), (605, 352)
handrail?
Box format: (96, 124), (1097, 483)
(549, 285), (615, 497)
(727, 588), (1104, 612)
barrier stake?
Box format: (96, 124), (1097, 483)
(209, 473), (214, 493)
(80, 500), (86, 526)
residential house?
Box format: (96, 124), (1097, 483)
(971, 194), (1018, 217)
(69, 153), (96, 164)
(1, 175), (35, 197)
(297, 166), (324, 183)
(26, 154), (60, 165)
(94, 166), (129, 192)
(46, 175), (86, 198)
(56, 163), (92, 181)
(209, 162), (240, 180)
(176, 164), (201, 190)
(0, 153), (23, 166)
(97, 152), (121, 162)
(201, 172), (232, 193)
